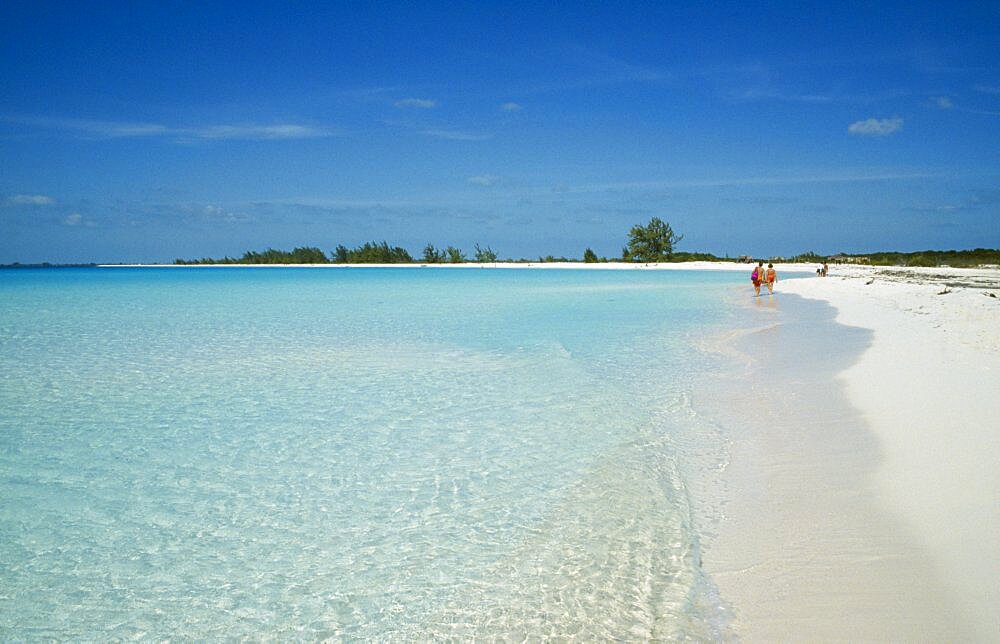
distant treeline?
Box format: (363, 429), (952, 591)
(866, 248), (1000, 268)
(173, 242), (499, 265)
(173, 244), (1000, 267)
(791, 248), (1000, 268)
(172, 245), (722, 265)
(0, 262), (98, 269)
(174, 247), (331, 265)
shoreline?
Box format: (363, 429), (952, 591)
(702, 265), (999, 640)
(780, 267), (999, 640)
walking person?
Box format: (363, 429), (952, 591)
(751, 261), (763, 296)
(765, 263), (777, 295)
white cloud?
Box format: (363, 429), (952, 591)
(7, 194), (54, 205)
(974, 84), (1000, 95)
(2, 114), (337, 141)
(200, 204), (252, 223)
(540, 171), (940, 196)
(104, 123), (171, 137)
(62, 212), (95, 227)
(500, 102), (523, 111)
(848, 117), (904, 136)
(919, 94), (1000, 117)
(467, 174), (501, 186)
(423, 129), (492, 141)
(3, 115), (170, 137)
(194, 124), (335, 140)
(732, 87), (835, 103)
(394, 98), (438, 109)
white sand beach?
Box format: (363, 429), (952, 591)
(705, 264), (999, 641)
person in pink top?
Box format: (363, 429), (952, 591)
(750, 261), (764, 296)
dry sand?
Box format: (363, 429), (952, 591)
(704, 265), (999, 641)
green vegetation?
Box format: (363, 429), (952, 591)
(0, 262), (98, 269)
(333, 242), (413, 264)
(175, 246), (329, 265)
(175, 241), (483, 265)
(623, 217), (683, 262)
(670, 251), (725, 262)
(473, 244), (498, 263)
(167, 222), (998, 268)
(790, 251), (825, 263)
(10, 219), (999, 268)
(422, 244), (445, 263)
(862, 249), (1000, 268)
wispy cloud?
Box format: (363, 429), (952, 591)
(338, 86), (406, 102)
(848, 117), (904, 136)
(423, 129), (492, 141)
(394, 98), (438, 109)
(500, 102), (523, 112)
(1, 114), (338, 141)
(199, 204), (253, 223)
(519, 45), (671, 95)
(545, 170), (938, 196)
(732, 88), (835, 103)
(62, 212), (96, 227)
(909, 189), (1000, 214)
(697, 56), (914, 107)
(3, 115), (170, 137)
(194, 124), (335, 140)
(927, 95), (1000, 116)
(467, 174), (502, 186)
(568, 45), (670, 83)
(6, 194), (55, 205)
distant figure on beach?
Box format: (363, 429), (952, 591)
(821, 262), (828, 277)
(765, 263), (777, 294)
(751, 261), (764, 296)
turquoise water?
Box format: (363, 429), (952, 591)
(0, 267), (741, 639)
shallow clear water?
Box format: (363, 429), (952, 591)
(0, 267), (741, 639)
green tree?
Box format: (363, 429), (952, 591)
(583, 248), (599, 263)
(422, 243), (445, 263)
(355, 241), (413, 263)
(906, 253), (935, 267)
(289, 246), (328, 263)
(332, 241), (414, 263)
(474, 243), (498, 262)
(446, 246), (466, 263)
(791, 251), (823, 263)
(625, 217), (683, 262)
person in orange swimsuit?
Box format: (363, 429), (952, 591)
(765, 263), (777, 294)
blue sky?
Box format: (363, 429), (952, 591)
(2, 1), (998, 263)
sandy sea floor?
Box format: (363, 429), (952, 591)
(101, 260), (1000, 639)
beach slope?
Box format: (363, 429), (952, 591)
(736, 266), (1000, 640)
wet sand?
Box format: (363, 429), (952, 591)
(699, 267), (999, 641)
